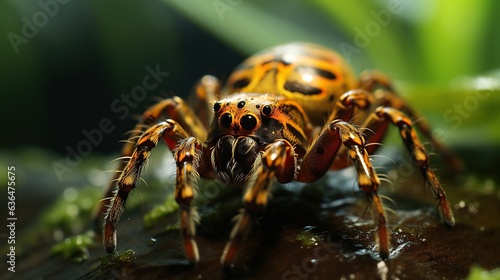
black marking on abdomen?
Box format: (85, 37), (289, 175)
(232, 78), (251, 89)
(284, 81), (322, 95)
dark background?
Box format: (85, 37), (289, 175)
(1, 1), (246, 156)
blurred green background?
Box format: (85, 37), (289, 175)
(1, 0), (499, 157)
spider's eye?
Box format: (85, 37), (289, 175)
(261, 105), (273, 117)
(240, 114), (258, 130)
(237, 101), (246, 108)
(213, 102), (222, 113)
(220, 113), (233, 128)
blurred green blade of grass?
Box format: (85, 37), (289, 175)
(401, 75), (500, 147)
(417, 0), (492, 83)
(310, 0), (416, 80)
(160, 0), (349, 55)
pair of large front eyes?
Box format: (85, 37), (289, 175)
(213, 102), (273, 130)
(219, 113), (257, 130)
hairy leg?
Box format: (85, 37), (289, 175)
(362, 107), (455, 228)
(103, 120), (206, 264)
(221, 139), (297, 267)
(93, 96), (207, 228)
(359, 71), (464, 172)
(297, 120), (390, 259)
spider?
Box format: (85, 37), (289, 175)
(94, 42), (461, 267)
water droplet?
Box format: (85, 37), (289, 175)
(467, 201), (479, 214)
(377, 261), (388, 280)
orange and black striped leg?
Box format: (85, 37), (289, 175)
(358, 70), (395, 92)
(380, 90), (464, 172)
(93, 96), (207, 229)
(191, 75), (221, 129)
(359, 71), (463, 172)
(298, 120), (390, 259)
(326, 89), (375, 124)
(363, 107), (455, 228)
(221, 140), (296, 267)
(173, 137), (203, 264)
(103, 120), (194, 253)
(323, 89), (376, 170)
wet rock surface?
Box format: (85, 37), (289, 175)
(2, 151), (500, 280)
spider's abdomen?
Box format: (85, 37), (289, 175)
(225, 42), (358, 125)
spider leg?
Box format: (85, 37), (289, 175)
(326, 88), (375, 124)
(324, 89), (376, 170)
(173, 136), (203, 264)
(93, 96), (208, 228)
(359, 71), (464, 172)
(190, 75), (221, 129)
(358, 70), (395, 92)
(297, 120), (390, 259)
(104, 120), (205, 264)
(221, 139), (296, 267)
(363, 107), (455, 228)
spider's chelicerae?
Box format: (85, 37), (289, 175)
(95, 43), (461, 267)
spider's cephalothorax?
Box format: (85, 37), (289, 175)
(96, 43), (461, 267)
(207, 93), (309, 184)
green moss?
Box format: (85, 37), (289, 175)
(296, 230), (319, 249)
(100, 249), (136, 265)
(143, 195), (179, 229)
(51, 230), (95, 262)
(467, 266), (500, 280)
(98, 249), (136, 277)
(40, 187), (101, 236)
